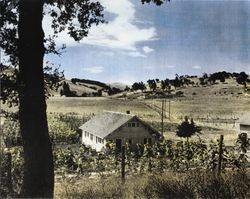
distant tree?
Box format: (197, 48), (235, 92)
(147, 79), (157, 91)
(176, 116), (201, 142)
(132, 81), (146, 91)
(236, 72), (248, 86)
(203, 73), (208, 79)
(170, 74), (182, 88)
(97, 89), (102, 96)
(124, 86), (130, 91)
(60, 82), (77, 97)
(141, 0), (170, 6)
(220, 76), (225, 83)
(108, 87), (122, 95)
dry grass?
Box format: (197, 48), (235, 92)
(54, 170), (250, 199)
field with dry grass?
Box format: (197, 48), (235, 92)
(54, 170), (250, 199)
(46, 80), (250, 145)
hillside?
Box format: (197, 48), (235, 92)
(53, 78), (127, 97)
(50, 71), (250, 100)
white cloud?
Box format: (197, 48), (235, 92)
(192, 65), (201, 70)
(102, 51), (115, 57)
(83, 66), (104, 74)
(43, 0), (157, 56)
(165, 65), (176, 68)
(127, 51), (146, 58)
(143, 46), (154, 53)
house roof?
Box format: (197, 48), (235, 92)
(79, 111), (134, 138)
(238, 112), (250, 125)
(79, 111), (160, 139)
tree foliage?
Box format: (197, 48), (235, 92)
(141, 0), (170, 6)
(176, 116), (201, 140)
(132, 81), (146, 91)
(0, 0), (104, 106)
(1, 0), (104, 197)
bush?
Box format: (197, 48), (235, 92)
(2, 117), (22, 147)
(48, 116), (79, 144)
(143, 173), (195, 199)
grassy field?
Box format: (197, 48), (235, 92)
(3, 78), (249, 146)
(46, 88), (250, 146)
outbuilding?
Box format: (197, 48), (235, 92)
(238, 113), (250, 137)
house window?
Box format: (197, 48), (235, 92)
(132, 123), (136, 127)
(85, 131), (87, 137)
(128, 123), (131, 127)
(90, 134), (93, 141)
(96, 137), (102, 143)
(136, 123), (140, 127)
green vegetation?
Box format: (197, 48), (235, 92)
(1, 108), (249, 198)
(176, 116), (201, 141)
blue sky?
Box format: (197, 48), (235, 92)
(44, 0), (250, 84)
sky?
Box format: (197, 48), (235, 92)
(44, 0), (250, 85)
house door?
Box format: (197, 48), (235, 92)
(116, 139), (122, 152)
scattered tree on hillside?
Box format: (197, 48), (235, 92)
(236, 72), (248, 86)
(203, 73), (208, 79)
(124, 86), (131, 91)
(147, 79), (157, 91)
(108, 87), (122, 95)
(176, 116), (201, 142)
(161, 79), (170, 91)
(141, 0), (171, 5)
(60, 82), (77, 97)
(132, 81), (146, 91)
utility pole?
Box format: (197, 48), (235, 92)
(161, 99), (164, 136)
(121, 146), (125, 183)
(218, 135), (224, 175)
(164, 98), (167, 117)
(169, 99), (171, 121)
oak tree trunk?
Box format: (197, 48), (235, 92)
(18, 0), (54, 197)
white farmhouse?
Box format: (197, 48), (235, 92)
(79, 111), (161, 151)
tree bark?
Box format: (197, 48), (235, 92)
(18, 0), (54, 197)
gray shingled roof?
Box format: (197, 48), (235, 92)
(79, 111), (134, 138)
(238, 113), (250, 125)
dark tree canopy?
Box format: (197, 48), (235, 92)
(1, 0), (104, 198)
(141, 0), (170, 6)
(176, 116), (201, 140)
(147, 79), (157, 91)
(0, 0), (104, 107)
(132, 81), (146, 91)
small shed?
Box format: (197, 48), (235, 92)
(79, 111), (161, 151)
(238, 113), (250, 137)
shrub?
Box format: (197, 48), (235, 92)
(48, 116), (79, 144)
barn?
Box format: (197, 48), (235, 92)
(79, 111), (161, 151)
(238, 113), (250, 137)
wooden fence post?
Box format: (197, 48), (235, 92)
(121, 146), (125, 183)
(218, 135), (224, 175)
(148, 157), (152, 173)
(6, 152), (12, 194)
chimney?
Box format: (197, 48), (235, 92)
(126, 110), (130, 114)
